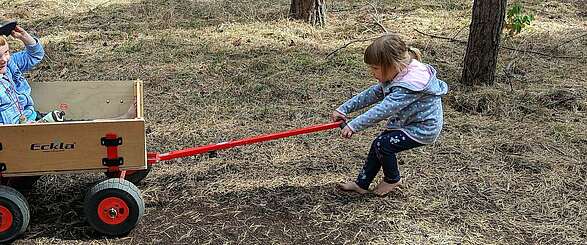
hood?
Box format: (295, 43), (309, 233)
(384, 62), (448, 96)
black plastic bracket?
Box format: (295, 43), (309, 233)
(0, 163), (6, 172)
(102, 157), (124, 166)
(101, 137), (123, 146)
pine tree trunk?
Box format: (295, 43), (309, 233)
(461, 0), (507, 86)
(289, 0), (326, 26)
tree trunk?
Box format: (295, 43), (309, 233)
(289, 0), (326, 26)
(461, 0), (507, 86)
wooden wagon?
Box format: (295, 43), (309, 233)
(0, 79), (344, 242)
(0, 80), (147, 241)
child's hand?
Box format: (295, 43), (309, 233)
(341, 126), (354, 138)
(11, 26), (36, 46)
(331, 111), (347, 122)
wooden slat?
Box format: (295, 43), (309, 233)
(31, 81), (139, 120)
(135, 80), (144, 118)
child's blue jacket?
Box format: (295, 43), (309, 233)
(336, 65), (448, 144)
(0, 39), (44, 124)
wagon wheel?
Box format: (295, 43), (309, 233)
(0, 185), (30, 243)
(84, 179), (144, 236)
(104, 165), (152, 185)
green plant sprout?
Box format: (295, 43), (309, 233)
(504, 3), (535, 36)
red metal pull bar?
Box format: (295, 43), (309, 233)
(157, 121), (344, 161)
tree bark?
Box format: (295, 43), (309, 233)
(461, 0), (507, 86)
(289, 0), (326, 26)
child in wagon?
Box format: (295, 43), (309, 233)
(332, 33), (448, 196)
(0, 22), (44, 124)
(0, 21), (137, 124)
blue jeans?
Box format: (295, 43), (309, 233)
(355, 130), (423, 190)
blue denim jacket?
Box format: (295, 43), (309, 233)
(336, 65), (448, 144)
(0, 39), (44, 124)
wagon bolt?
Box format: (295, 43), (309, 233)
(109, 208), (118, 218)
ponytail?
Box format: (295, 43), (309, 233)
(408, 46), (422, 61)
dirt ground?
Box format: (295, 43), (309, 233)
(1, 0), (586, 244)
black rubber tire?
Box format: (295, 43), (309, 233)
(104, 165), (152, 185)
(84, 179), (145, 236)
(0, 185), (30, 243)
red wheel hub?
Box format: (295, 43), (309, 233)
(97, 197), (129, 225)
(0, 205), (13, 233)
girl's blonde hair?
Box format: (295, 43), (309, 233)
(364, 33), (422, 76)
(0, 36), (6, 46)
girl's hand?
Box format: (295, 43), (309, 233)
(341, 126), (354, 138)
(11, 26), (36, 46)
(331, 110), (347, 122)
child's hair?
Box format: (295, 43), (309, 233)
(364, 33), (423, 76)
(0, 36), (6, 46)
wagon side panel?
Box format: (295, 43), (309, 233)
(0, 120), (146, 176)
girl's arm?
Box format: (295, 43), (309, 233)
(335, 83), (384, 116)
(346, 87), (420, 132)
(10, 26), (44, 72)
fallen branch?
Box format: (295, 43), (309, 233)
(504, 58), (519, 92)
(451, 24), (468, 40)
(326, 2), (393, 59)
(500, 46), (582, 59)
(414, 29), (584, 59)
(545, 97), (576, 107)
(553, 32), (587, 50)
(326, 37), (378, 58)
(414, 29), (466, 44)
(368, 2), (388, 33)
(374, 22), (388, 33)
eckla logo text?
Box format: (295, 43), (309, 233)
(31, 142), (75, 151)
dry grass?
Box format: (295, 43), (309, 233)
(1, 0), (586, 244)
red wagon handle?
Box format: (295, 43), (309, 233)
(148, 120), (346, 163)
